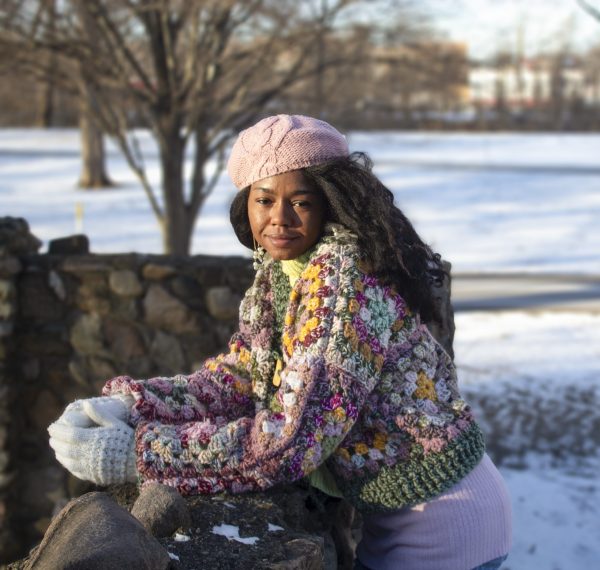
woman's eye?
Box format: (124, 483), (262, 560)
(256, 198), (271, 205)
(293, 201), (311, 208)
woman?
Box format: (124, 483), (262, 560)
(49, 115), (512, 570)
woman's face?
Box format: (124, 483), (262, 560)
(248, 169), (325, 260)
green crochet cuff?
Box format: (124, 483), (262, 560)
(339, 422), (486, 514)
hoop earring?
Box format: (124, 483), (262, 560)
(252, 237), (266, 270)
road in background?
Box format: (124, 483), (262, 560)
(451, 273), (600, 312)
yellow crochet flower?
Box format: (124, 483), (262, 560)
(239, 348), (251, 365)
(309, 278), (323, 295)
(414, 371), (438, 401)
(206, 359), (219, 373)
(284, 313), (294, 326)
(343, 322), (359, 350)
(333, 407), (347, 422)
(373, 432), (388, 450)
(336, 447), (351, 461)
(305, 317), (319, 331)
(306, 297), (321, 312)
(374, 354), (384, 371)
(290, 290), (300, 302)
(360, 342), (373, 361)
(354, 443), (369, 455)
(304, 264), (321, 280)
(234, 380), (251, 395)
(283, 333), (294, 355)
(354, 278), (364, 292)
(348, 298), (360, 313)
(392, 319), (405, 332)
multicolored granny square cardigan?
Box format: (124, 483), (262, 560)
(104, 224), (485, 513)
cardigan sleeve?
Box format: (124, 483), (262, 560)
(102, 329), (255, 426)
(128, 244), (403, 495)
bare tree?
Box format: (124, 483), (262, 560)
(576, 0), (600, 21)
(35, 0), (56, 127)
(2, 0), (387, 254)
(0, 0), (114, 187)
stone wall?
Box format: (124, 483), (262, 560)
(0, 217), (454, 565)
(0, 218), (254, 564)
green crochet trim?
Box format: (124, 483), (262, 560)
(271, 261), (291, 344)
(337, 422), (486, 514)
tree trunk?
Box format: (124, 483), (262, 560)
(78, 87), (112, 188)
(36, 0), (56, 128)
(160, 132), (194, 255)
(36, 78), (55, 128)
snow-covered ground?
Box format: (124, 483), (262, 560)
(1, 129), (599, 275)
(456, 311), (600, 569)
(1, 129), (599, 569)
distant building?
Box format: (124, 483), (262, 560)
(468, 56), (600, 110)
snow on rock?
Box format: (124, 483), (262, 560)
(211, 523), (259, 545)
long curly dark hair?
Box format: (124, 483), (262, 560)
(230, 152), (445, 321)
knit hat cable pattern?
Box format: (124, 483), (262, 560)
(227, 114), (350, 189)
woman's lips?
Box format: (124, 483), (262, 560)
(267, 235), (299, 247)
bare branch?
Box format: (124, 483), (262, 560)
(576, 0), (600, 20)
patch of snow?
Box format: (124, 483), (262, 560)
(267, 523), (284, 532)
(211, 523), (259, 545)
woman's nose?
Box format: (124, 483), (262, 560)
(271, 201), (294, 226)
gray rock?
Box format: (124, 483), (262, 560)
(169, 275), (204, 309)
(0, 255), (22, 277)
(266, 537), (324, 570)
(68, 356), (90, 387)
(150, 330), (185, 374)
(0, 279), (15, 301)
(88, 356), (117, 383)
(103, 319), (146, 362)
(111, 297), (140, 321)
(143, 284), (198, 334)
(76, 273), (111, 315)
(25, 492), (170, 570)
(47, 271), (66, 301)
(0, 300), (13, 319)
(70, 313), (105, 356)
(30, 390), (62, 430)
(109, 269), (143, 297)
(48, 234), (89, 255)
(61, 257), (110, 273)
(20, 466), (65, 514)
(142, 263), (176, 280)
(131, 483), (191, 538)
(0, 320), (14, 337)
(0, 217), (42, 255)
(206, 286), (242, 320)
(21, 358), (40, 380)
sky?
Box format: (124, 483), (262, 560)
(423, 0), (600, 58)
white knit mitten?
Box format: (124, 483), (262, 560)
(60, 394), (135, 428)
(48, 398), (137, 486)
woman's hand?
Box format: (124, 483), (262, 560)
(48, 396), (137, 486)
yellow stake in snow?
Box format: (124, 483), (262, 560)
(75, 202), (84, 234)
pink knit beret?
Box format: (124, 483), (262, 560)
(227, 114), (349, 189)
